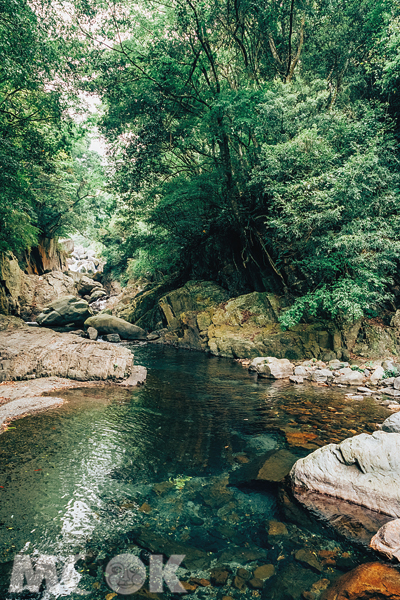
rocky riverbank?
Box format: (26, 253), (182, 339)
(105, 279), (400, 364)
(0, 313), (147, 431)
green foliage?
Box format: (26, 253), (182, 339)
(251, 82), (400, 327)
(383, 368), (399, 379)
(73, 0), (400, 320)
(169, 475), (192, 490)
(0, 0), (113, 257)
(3, 0), (400, 331)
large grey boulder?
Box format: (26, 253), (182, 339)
(0, 315), (133, 382)
(370, 366), (385, 384)
(294, 366), (309, 378)
(84, 314), (146, 340)
(311, 369), (333, 383)
(36, 295), (93, 326)
(335, 367), (365, 385)
(290, 431), (400, 518)
(382, 412), (400, 433)
(248, 357), (294, 379)
(76, 276), (102, 296)
(89, 288), (107, 302)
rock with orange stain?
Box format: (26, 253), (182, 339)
(190, 578), (210, 587)
(180, 581), (198, 592)
(321, 563), (400, 600)
(318, 549), (338, 567)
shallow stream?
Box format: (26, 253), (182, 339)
(0, 345), (392, 599)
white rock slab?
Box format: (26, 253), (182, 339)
(291, 431), (400, 517)
(370, 519), (400, 561)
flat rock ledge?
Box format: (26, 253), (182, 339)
(0, 315), (133, 382)
(0, 396), (64, 429)
(290, 431), (400, 518)
(0, 316), (148, 430)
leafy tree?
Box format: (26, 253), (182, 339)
(0, 0), (110, 258)
(250, 81), (400, 326)
(3, 0), (400, 328)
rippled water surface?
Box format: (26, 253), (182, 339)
(0, 345), (390, 598)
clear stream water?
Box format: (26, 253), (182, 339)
(0, 345), (391, 599)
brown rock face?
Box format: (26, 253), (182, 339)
(0, 254), (78, 319)
(321, 563), (400, 600)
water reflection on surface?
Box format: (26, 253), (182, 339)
(0, 345), (390, 598)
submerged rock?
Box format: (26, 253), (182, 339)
(321, 563), (400, 600)
(267, 521), (288, 537)
(0, 396), (64, 428)
(291, 431), (400, 517)
(294, 549), (324, 573)
(230, 450), (298, 485)
(84, 314), (146, 340)
(210, 569), (229, 586)
(134, 529), (212, 570)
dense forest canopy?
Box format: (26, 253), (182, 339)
(1, 0), (400, 326)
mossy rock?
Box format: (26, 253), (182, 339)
(160, 280), (229, 319)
